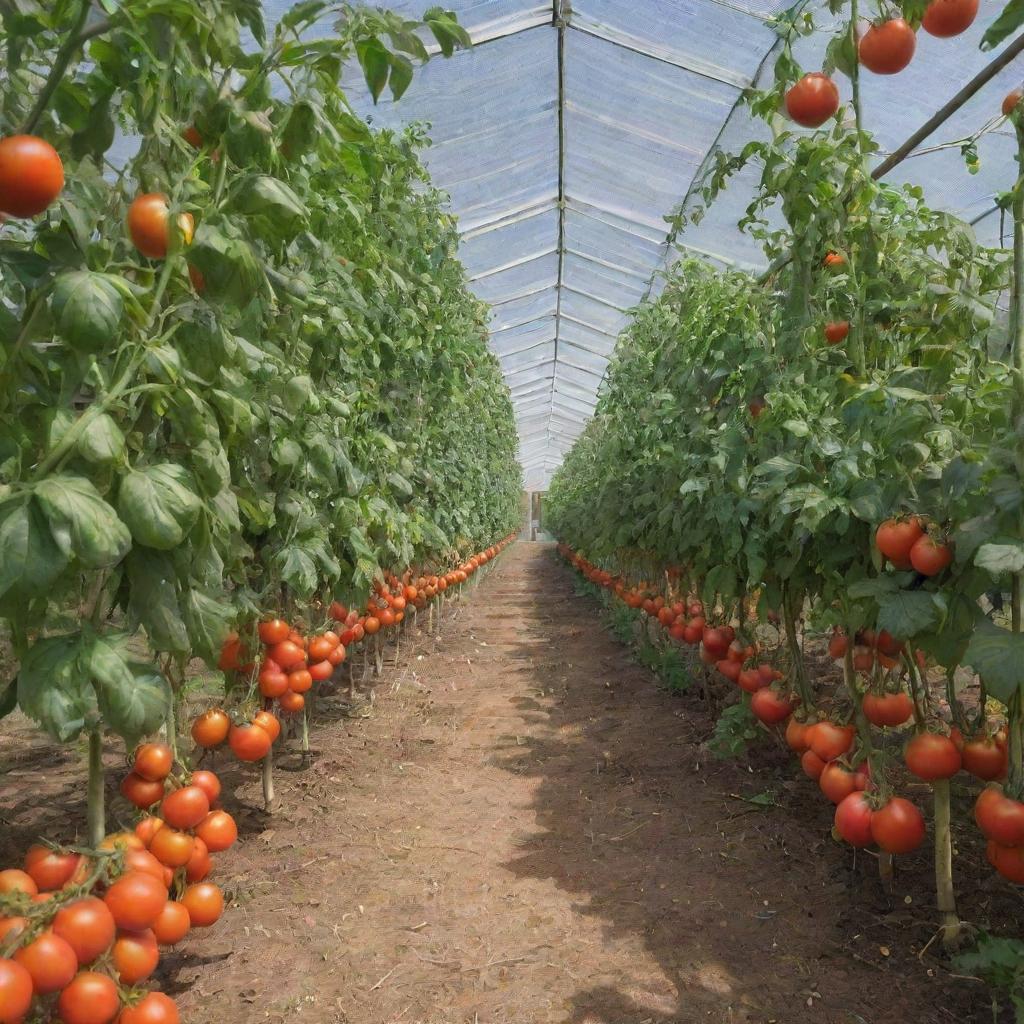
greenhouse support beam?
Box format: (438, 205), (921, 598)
(872, 31), (1024, 180)
(550, 0), (571, 458)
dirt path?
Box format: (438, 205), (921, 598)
(151, 542), (990, 1024)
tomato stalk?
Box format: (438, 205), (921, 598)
(902, 647), (928, 730)
(20, 1), (113, 134)
(842, 632), (885, 794)
(932, 778), (962, 947)
(262, 698), (275, 814)
(300, 707), (311, 769)
(781, 584), (813, 709)
(86, 728), (105, 849)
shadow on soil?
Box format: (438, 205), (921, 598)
(495, 546), (1002, 1024)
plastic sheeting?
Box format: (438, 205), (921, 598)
(263, 0), (1021, 489)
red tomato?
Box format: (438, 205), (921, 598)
(874, 517), (923, 566)
(0, 135), (64, 217)
(0, 958), (33, 1024)
(835, 792), (874, 847)
(974, 787), (1024, 846)
(195, 810), (237, 853)
(309, 660), (333, 682)
(181, 883), (224, 927)
(922, 0), (978, 36)
(160, 786), (210, 830)
(120, 772), (165, 810)
(184, 838), (212, 884)
(258, 619), (290, 645)
(1006, 89), (1024, 117)
(112, 929), (159, 984)
(118, 992), (180, 1024)
(327, 644), (347, 666)
(279, 690), (305, 714)
(701, 627), (729, 658)
(751, 687), (793, 724)
(991, 843), (1024, 884)
(52, 898), (116, 966)
(716, 659), (742, 683)
(904, 732), (961, 781)
(269, 640), (305, 668)
(191, 709), (230, 748)
(14, 930), (78, 994)
(151, 902), (191, 946)
(785, 717), (811, 753)
(148, 828), (195, 869)
(819, 762), (865, 805)
(56, 970), (120, 1024)
(133, 742), (173, 782)
(909, 535), (953, 576)
(862, 691), (914, 728)
(962, 735), (1008, 781)
(190, 770), (222, 805)
(870, 797), (925, 854)
(858, 19), (916, 74)
(785, 73), (839, 128)
(228, 723), (272, 761)
(807, 721), (855, 762)
(259, 664), (289, 698)
(24, 845), (81, 891)
(252, 710), (281, 742)
(824, 320), (849, 344)
(103, 872), (167, 931)
(288, 669), (313, 693)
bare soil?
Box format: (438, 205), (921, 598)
(2, 542), (1018, 1023)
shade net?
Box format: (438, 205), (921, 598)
(262, 0), (1020, 489)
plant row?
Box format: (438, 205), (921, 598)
(0, 533), (516, 1024)
(546, 1), (1024, 958)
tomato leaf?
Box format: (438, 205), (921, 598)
(117, 465), (202, 551)
(35, 475), (131, 569)
(975, 539), (1024, 577)
(981, 0), (1024, 49)
(182, 587), (234, 665)
(188, 223), (263, 308)
(876, 590), (944, 640)
(0, 497), (69, 599)
(388, 53), (414, 101)
(78, 413), (125, 466)
(87, 633), (170, 745)
(17, 634), (95, 742)
(126, 548), (190, 654)
(50, 271), (124, 352)
(356, 36), (391, 101)
(229, 175), (307, 242)
(963, 621), (1024, 705)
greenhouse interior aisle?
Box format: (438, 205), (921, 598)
(171, 543), (969, 1024)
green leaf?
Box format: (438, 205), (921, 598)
(17, 634), (94, 742)
(87, 634), (170, 745)
(388, 53), (414, 101)
(0, 497), (69, 598)
(847, 576), (899, 600)
(876, 589), (944, 640)
(78, 413), (125, 465)
(183, 586), (234, 665)
(963, 620), (1024, 704)
(356, 36), (391, 102)
(117, 464), (202, 550)
(281, 100), (317, 158)
(126, 548), (190, 654)
(188, 223), (264, 307)
(981, 0), (1024, 49)
(277, 545), (319, 596)
(35, 475), (131, 569)
(230, 175), (308, 241)
(50, 271), (124, 352)
(975, 539), (1024, 577)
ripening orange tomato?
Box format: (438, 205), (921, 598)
(128, 193), (194, 259)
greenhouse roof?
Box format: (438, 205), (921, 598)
(266, 0), (1021, 490)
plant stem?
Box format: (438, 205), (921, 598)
(262, 700), (275, 813)
(87, 729), (104, 848)
(842, 634), (883, 789)
(781, 584), (812, 709)
(932, 778), (962, 947)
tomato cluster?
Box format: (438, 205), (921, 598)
(783, 0), (979, 130)
(0, 761), (233, 1024)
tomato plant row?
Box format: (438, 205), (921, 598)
(546, 0), (1024, 953)
(0, 1), (520, 821)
